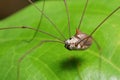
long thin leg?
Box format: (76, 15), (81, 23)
(89, 6), (120, 36)
(28, 0), (66, 40)
(17, 40), (64, 80)
(78, 0), (89, 29)
(27, 0), (45, 42)
(0, 26), (63, 41)
(92, 38), (101, 80)
(64, 0), (71, 38)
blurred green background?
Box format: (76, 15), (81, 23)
(0, 0), (120, 80)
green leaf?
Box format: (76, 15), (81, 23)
(0, 0), (120, 80)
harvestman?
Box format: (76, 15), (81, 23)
(0, 0), (120, 80)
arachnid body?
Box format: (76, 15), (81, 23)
(0, 0), (120, 80)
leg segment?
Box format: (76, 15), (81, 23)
(28, 0), (66, 40)
(64, 0), (71, 38)
(26, 0), (45, 42)
(17, 40), (64, 80)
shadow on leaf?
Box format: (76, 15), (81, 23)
(60, 56), (84, 70)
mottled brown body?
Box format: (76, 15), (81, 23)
(65, 29), (92, 50)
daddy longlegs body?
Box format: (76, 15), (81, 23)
(0, 0), (120, 80)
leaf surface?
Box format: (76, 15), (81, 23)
(0, 0), (120, 80)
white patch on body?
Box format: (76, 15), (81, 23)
(65, 33), (91, 50)
(65, 34), (84, 49)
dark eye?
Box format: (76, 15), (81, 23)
(69, 38), (72, 40)
(65, 44), (71, 50)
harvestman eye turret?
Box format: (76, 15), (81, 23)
(0, 0), (120, 80)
